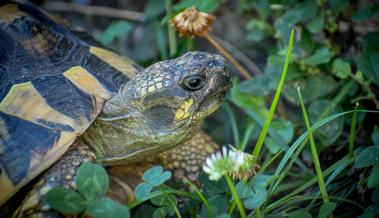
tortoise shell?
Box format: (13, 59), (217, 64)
(0, 1), (140, 204)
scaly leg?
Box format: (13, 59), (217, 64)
(11, 131), (219, 217)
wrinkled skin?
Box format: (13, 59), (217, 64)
(80, 51), (232, 166)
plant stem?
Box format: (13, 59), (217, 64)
(203, 33), (251, 79)
(182, 177), (214, 218)
(349, 102), (359, 158)
(187, 37), (194, 52)
(165, 0), (177, 56)
(256, 207), (261, 218)
(225, 174), (246, 218)
(157, 185), (181, 218)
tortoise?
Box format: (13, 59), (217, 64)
(0, 1), (232, 217)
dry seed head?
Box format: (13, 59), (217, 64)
(169, 6), (216, 37)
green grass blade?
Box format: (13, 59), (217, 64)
(252, 29), (294, 158)
(264, 148), (363, 214)
(349, 102), (359, 158)
(239, 120), (255, 151)
(257, 149), (284, 175)
(127, 189), (201, 209)
(315, 80), (355, 123)
(267, 109), (379, 199)
(297, 88), (330, 205)
(182, 177), (214, 218)
(242, 108), (314, 175)
(223, 102), (240, 147)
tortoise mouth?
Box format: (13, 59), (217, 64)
(198, 91), (227, 113)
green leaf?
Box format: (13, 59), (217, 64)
(198, 168), (228, 198)
(265, 137), (281, 154)
(217, 215), (231, 218)
(201, 194), (228, 218)
(252, 0), (270, 19)
(308, 99), (344, 147)
(143, 166), (163, 182)
(329, 0), (350, 12)
(230, 78), (269, 119)
(372, 130), (379, 146)
(361, 213), (377, 218)
(196, 0), (220, 12)
(270, 121), (294, 144)
(318, 202), (337, 218)
(363, 31), (379, 50)
(153, 207), (168, 218)
(280, 0), (318, 25)
(242, 187), (267, 209)
(238, 73), (280, 96)
(87, 199), (130, 218)
(368, 164), (379, 189)
(151, 171), (172, 186)
(246, 29), (269, 42)
(150, 193), (178, 215)
(233, 182), (254, 200)
(251, 175), (276, 188)
(372, 186), (379, 204)
(352, 5), (379, 23)
(95, 20), (132, 45)
(289, 212), (312, 218)
(135, 182), (153, 200)
(143, 0), (166, 19)
(283, 75), (339, 105)
(300, 25), (314, 54)
(358, 49), (379, 84)
(364, 204), (379, 216)
(355, 146), (379, 168)
(333, 58), (351, 79)
(305, 48), (331, 65)
(43, 187), (86, 214)
(133, 205), (156, 217)
(308, 16), (324, 34)
(75, 162), (109, 202)
(268, 54), (297, 65)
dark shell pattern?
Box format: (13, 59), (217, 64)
(0, 1), (139, 204)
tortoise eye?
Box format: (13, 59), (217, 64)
(183, 76), (205, 91)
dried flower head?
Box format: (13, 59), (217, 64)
(169, 6), (216, 37)
(228, 145), (260, 180)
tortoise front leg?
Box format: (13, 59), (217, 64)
(12, 142), (96, 218)
(104, 130), (219, 204)
(12, 131), (219, 217)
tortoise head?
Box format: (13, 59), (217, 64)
(84, 52), (232, 166)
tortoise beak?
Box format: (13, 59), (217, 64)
(197, 69), (232, 112)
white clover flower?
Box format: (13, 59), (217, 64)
(229, 145), (261, 180)
(202, 145), (259, 181)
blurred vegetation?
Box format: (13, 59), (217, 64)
(44, 0), (379, 217)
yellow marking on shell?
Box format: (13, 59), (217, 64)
(0, 169), (14, 204)
(0, 130), (76, 205)
(0, 82), (87, 133)
(63, 66), (112, 100)
(175, 98), (194, 120)
(0, 4), (26, 26)
(89, 46), (138, 78)
(20, 32), (50, 57)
